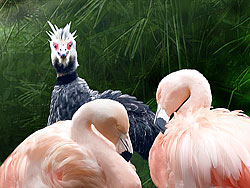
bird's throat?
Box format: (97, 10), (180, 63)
(53, 55), (77, 75)
(56, 71), (78, 85)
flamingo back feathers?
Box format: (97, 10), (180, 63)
(41, 138), (105, 188)
(151, 108), (250, 187)
(0, 121), (105, 188)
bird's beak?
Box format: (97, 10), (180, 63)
(116, 132), (133, 161)
(154, 104), (169, 133)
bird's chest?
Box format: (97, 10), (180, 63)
(52, 84), (92, 119)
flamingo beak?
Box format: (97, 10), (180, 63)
(116, 132), (133, 162)
(154, 104), (169, 133)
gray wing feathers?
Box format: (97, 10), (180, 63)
(47, 78), (94, 125)
(47, 78), (161, 160)
(96, 90), (160, 160)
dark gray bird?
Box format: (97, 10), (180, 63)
(46, 21), (166, 161)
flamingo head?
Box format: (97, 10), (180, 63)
(47, 21), (78, 76)
(72, 99), (133, 160)
(155, 69), (212, 126)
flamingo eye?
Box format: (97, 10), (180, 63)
(67, 42), (72, 50)
(53, 43), (58, 50)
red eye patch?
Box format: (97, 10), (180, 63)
(67, 42), (72, 50)
(53, 43), (58, 50)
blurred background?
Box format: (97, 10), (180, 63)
(0, 0), (249, 186)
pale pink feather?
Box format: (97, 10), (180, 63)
(0, 99), (141, 188)
(0, 121), (104, 188)
(149, 69), (250, 188)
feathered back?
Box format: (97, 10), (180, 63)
(0, 124), (106, 188)
(159, 108), (250, 187)
(41, 136), (105, 188)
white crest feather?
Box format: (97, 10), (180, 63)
(47, 21), (77, 41)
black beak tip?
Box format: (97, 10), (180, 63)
(120, 151), (133, 162)
(155, 117), (167, 133)
(61, 54), (66, 59)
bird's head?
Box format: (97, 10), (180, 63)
(72, 99), (133, 160)
(155, 69), (212, 125)
(47, 21), (78, 76)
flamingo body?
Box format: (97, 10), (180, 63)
(0, 99), (141, 188)
(149, 69), (250, 188)
(1, 122), (104, 188)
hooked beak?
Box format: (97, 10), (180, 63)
(61, 54), (67, 59)
(57, 51), (69, 61)
(116, 132), (133, 161)
(154, 104), (169, 133)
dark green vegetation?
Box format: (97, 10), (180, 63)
(0, 0), (249, 186)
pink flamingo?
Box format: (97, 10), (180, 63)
(149, 69), (250, 188)
(0, 99), (141, 188)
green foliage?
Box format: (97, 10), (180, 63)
(0, 0), (250, 186)
(131, 152), (155, 187)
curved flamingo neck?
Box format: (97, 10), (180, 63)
(179, 72), (212, 115)
(70, 101), (98, 144)
(160, 69), (212, 117)
(178, 83), (211, 115)
(70, 101), (119, 146)
(68, 100), (141, 187)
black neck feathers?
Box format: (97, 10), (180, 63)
(56, 71), (78, 85)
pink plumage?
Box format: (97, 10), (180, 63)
(149, 69), (250, 188)
(0, 99), (141, 188)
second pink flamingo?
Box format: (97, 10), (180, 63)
(149, 69), (250, 188)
